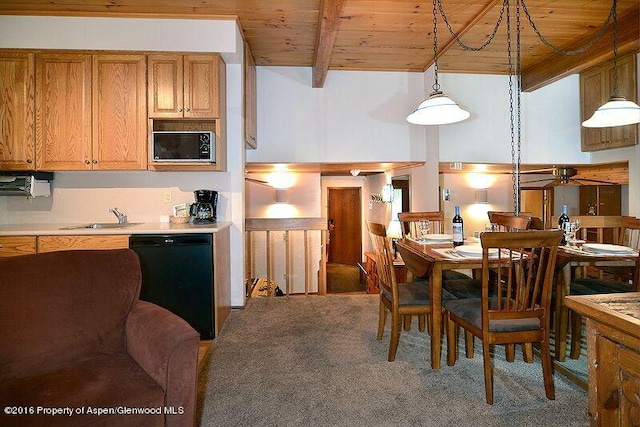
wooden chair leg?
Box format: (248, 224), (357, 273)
(427, 313), (432, 336)
(403, 315), (411, 331)
(570, 311), (583, 360)
(482, 339), (494, 405)
(446, 312), (457, 366)
(418, 314), (426, 332)
(523, 343), (533, 363)
(388, 312), (402, 362)
(377, 300), (386, 341)
(505, 344), (515, 362)
(465, 331), (474, 358)
(540, 338), (556, 400)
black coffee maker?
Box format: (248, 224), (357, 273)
(190, 190), (218, 224)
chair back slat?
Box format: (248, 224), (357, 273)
(620, 216), (640, 250)
(367, 222), (398, 297)
(480, 231), (562, 325)
(398, 211), (445, 237)
(489, 213), (531, 231)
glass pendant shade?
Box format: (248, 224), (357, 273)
(407, 91), (470, 125)
(582, 96), (640, 128)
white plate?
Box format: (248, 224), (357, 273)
(454, 245), (498, 257)
(582, 243), (636, 254)
(422, 233), (452, 241)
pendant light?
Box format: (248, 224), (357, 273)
(407, 0), (470, 126)
(582, 0), (640, 128)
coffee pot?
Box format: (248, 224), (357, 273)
(190, 190), (218, 224)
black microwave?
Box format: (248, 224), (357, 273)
(152, 131), (215, 162)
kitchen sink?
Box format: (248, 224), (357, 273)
(60, 222), (142, 230)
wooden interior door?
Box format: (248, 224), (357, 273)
(521, 187), (553, 228)
(327, 188), (362, 265)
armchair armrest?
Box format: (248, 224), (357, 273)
(126, 300), (200, 427)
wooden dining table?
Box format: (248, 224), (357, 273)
(398, 237), (640, 367)
(397, 238), (485, 369)
(553, 245), (639, 361)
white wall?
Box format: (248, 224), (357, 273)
(0, 15), (248, 307)
(248, 67), (427, 163)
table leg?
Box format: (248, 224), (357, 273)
(555, 264), (570, 361)
(430, 263), (442, 369)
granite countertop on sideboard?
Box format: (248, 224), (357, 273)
(0, 221), (232, 236)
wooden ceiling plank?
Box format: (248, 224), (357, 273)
(312, 0), (347, 88)
(522, 6), (639, 92)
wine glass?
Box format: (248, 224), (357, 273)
(570, 219), (581, 246)
(418, 220), (430, 239)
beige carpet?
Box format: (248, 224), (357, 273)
(197, 295), (588, 426)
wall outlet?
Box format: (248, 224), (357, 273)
(163, 191), (172, 203)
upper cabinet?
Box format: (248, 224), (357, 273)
(0, 52), (35, 170)
(580, 54), (638, 152)
(244, 44), (257, 149)
(36, 52), (147, 170)
(148, 54), (223, 119)
(92, 54), (147, 170)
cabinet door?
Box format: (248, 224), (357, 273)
(148, 54), (183, 118)
(37, 235), (130, 253)
(35, 53), (92, 170)
(0, 52), (35, 170)
(580, 68), (605, 151)
(184, 54), (220, 118)
(244, 44), (257, 149)
(606, 55), (638, 149)
(0, 236), (37, 257)
(93, 54), (147, 170)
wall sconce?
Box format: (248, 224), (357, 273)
(275, 189), (288, 204)
(475, 188), (488, 204)
(381, 184), (394, 203)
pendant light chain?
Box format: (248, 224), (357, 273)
(507, 0), (517, 214)
(612, 0), (619, 96)
(515, 0), (522, 216)
(521, 0), (616, 56)
(431, 0), (440, 92)
(437, 0), (507, 52)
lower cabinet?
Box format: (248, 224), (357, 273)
(364, 251), (407, 294)
(36, 235), (130, 253)
(0, 236), (37, 257)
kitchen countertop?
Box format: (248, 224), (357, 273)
(0, 221), (232, 236)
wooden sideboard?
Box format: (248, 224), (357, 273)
(565, 293), (640, 426)
(363, 251), (406, 294)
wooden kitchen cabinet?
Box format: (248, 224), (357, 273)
(37, 235), (130, 253)
(35, 52), (92, 170)
(0, 236), (37, 257)
(580, 54), (638, 152)
(148, 53), (224, 119)
(244, 43), (257, 149)
(92, 54), (147, 170)
(0, 51), (35, 171)
(36, 52), (147, 171)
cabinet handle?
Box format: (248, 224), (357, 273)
(0, 244), (4, 248)
(92, 160), (98, 164)
(26, 159), (33, 164)
(178, 108), (183, 112)
(185, 107), (190, 112)
(85, 160), (91, 165)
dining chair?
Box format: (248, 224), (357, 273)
(567, 216), (639, 358)
(488, 212), (532, 231)
(444, 230), (563, 404)
(367, 221), (451, 362)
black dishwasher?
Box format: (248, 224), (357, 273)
(129, 234), (214, 339)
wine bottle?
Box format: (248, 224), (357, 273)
(558, 204), (569, 245)
(452, 205), (464, 247)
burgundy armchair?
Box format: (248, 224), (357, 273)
(0, 249), (200, 427)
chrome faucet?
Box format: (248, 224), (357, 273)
(109, 207), (128, 224)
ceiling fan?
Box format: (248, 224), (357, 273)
(520, 167), (617, 188)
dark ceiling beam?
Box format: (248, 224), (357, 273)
(429, 0), (503, 71)
(522, 7), (639, 92)
(312, 0), (346, 88)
